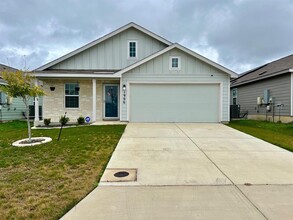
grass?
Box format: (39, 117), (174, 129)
(227, 120), (293, 152)
(0, 121), (126, 220)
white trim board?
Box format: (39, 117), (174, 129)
(291, 72), (293, 116)
(227, 78), (231, 121)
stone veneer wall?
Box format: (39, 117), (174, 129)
(42, 79), (119, 122)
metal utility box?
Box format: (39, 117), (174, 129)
(257, 97), (262, 105)
(230, 105), (240, 118)
(263, 89), (270, 104)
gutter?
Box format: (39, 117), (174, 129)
(33, 73), (121, 79)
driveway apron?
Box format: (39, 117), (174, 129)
(61, 123), (293, 220)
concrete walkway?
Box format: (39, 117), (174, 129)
(61, 123), (293, 220)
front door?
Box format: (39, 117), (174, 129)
(103, 84), (119, 119)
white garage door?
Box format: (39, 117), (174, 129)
(129, 84), (220, 122)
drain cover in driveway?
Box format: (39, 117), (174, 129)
(101, 168), (137, 182)
(114, 171), (129, 177)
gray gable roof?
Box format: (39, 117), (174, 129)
(0, 64), (18, 72)
(231, 54), (293, 87)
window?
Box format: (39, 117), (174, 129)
(170, 56), (181, 70)
(0, 92), (6, 104)
(65, 83), (79, 108)
(128, 41), (137, 58)
(232, 88), (237, 105)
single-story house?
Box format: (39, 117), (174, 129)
(34, 22), (237, 124)
(0, 64), (42, 121)
(230, 54), (293, 123)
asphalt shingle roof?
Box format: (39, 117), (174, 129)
(0, 64), (19, 85)
(231, 54), (293, 87)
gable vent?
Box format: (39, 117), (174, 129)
(259, 71), (267, 75)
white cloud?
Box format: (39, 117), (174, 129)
(0, 0), (292, 73)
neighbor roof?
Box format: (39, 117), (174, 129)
(0, 64), (18, 73)
(35, 22), (172, 71)
(0, 64), (18, 84)
(231, 54), (293, 87)
(114, 43), (238, 78)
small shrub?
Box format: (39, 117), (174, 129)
(59, 115), (70, 126)
(77, 116), (85, 125)
(44, 118), (51, 126)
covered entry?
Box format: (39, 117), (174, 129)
(129, 83), (220, 122)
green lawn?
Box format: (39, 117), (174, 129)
(227, 120), (293, 152)
(0, 121), (126, 220)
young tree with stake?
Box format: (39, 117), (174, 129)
(0, 70), (45, 142)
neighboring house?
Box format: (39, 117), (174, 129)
(0, 64), (42, 121)
(230, 54), (293, 123)
(34, 22), (237, 123)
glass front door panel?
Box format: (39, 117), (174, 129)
(104, 85), (118, 118)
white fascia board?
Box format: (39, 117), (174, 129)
(173, 43), (238, 78)
(35, 23), (171, 71)
(115, 43), (237, 78)
(33, 73), (120, 79)
(131, 23), (172, 46)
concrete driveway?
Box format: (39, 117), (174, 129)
(61, 123), (293, 220)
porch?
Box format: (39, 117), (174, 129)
(33, 76), (121, 125)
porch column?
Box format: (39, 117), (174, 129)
(92, 79), (97, 122)
(34, 79), (40, 127)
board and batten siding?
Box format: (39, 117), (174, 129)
(49, 28), (168, 70)
(121, 48), (230, 122)
(231, 73), (291, 116)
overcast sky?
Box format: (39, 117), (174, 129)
(0, 0), (293, 74)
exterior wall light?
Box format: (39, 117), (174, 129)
(50, 86), (55, 91)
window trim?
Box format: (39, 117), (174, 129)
(64, 83), (80, 109)
(169, 56), (181, 70)
(127, 40), (138, 59)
